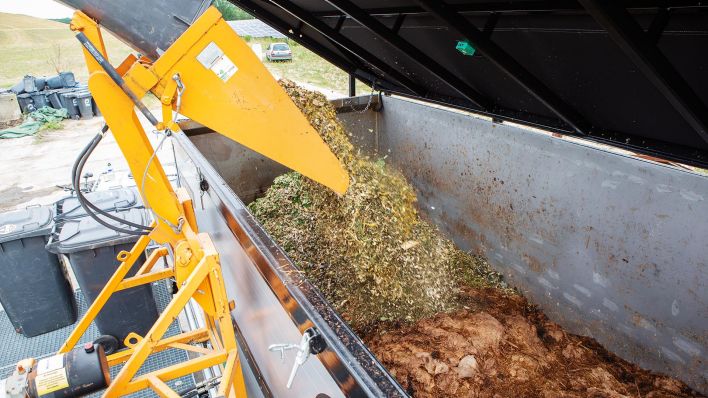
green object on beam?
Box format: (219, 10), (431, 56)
(456, 40), (476, 56)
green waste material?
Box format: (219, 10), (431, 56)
(0, 106), (68, 139)
(248, 80), (509, 331)
(456, 40), (477, 56)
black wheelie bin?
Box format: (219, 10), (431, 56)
(54, 188), (142, 221)
(0, 206), (76, 337)
(47, 207), (158, 348)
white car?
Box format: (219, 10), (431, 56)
(266, 42), (293, 62)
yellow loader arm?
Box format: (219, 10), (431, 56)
(59, 7), (349, 398)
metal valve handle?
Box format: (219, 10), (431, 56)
(268, 327), (326, 389)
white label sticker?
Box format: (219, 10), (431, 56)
(197, 42), (238, 82)
(37, 354), (64, 373)
(0, 224), (16, 235)
(36, 354), (68, 396)
(35, 369), (69, 396)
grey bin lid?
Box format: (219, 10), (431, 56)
(0, 206), (54, 244)
(51, 208), (149, 254)
(56, 188), (142, 220)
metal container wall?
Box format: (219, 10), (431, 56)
(173, 130), (407, 398)
(184, 95), (708, 394)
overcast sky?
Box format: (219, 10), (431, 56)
(0, 0), (73, 19)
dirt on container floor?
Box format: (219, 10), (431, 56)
(366, 287), (702, 398)
(257, 80), (703, 398)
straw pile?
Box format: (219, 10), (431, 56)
(248, 80), (507, 330)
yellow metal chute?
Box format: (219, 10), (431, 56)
(149, 7), (349, 195)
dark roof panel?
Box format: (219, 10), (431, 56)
(238, 1), (708, 167)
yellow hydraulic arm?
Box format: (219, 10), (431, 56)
(58, 6), (349, 397)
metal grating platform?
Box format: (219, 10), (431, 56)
(0, 281), (195, 397)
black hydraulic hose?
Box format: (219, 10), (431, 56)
(71, 125), (152, 236)
(73, 137), (149, 236)
(70, 125), (150, 230)
(73, 129), (151, 233)
(73, 128), (151, 229)
(72, 133), (148, 235)
(75, 32), (160, 127)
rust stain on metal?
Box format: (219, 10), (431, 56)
(523, 253), (544, 273)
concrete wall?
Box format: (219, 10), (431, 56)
(0, 93), (21, 125)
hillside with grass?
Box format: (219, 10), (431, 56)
(0, 12), (370, 95)
(0, 12), (132, 88)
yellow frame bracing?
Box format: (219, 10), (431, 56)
(60, 232), (245, 398)
(62, 6), (349, 396)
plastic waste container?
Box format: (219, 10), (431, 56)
(91, 97), (101, 117)
(46, 74), (64, 89)
(47, 208), (158, 347)
(10, 81), (24, 95)
(61, 92), (80, 119)
(30, 92), (49, 109)
(22, 76), (38, 93)
(75, 91), (94, 119)
(47, 90), (63, 109)
(60, 71), (76, 88)
(0, 206), (77, 337)
(17, 93), (33, 113)
(57, 89), (71, 110)
(54, 188), (142, 221)
(34, 77), (46, 91)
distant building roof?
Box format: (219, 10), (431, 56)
(228, 19), (286, 39)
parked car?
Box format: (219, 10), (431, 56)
(266, 42), (292, 62)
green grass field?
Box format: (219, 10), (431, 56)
(248, 37), (371, 95)
(0, 13), (370, 95)
(0, 13), (133, 88)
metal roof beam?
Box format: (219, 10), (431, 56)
(229, 0), (382, 88)
(579, 0), (708, 144)
(313, 1), (706, 18)
(267, 0), (425, 96)
(323, 0), (492, 110)
(415, 0), (590, 135)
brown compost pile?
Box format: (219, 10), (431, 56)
(367, 287), (703, 398)
(249, 80), (508, 330)
(248, 81), (703, 397)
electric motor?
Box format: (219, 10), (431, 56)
(1, 344), (110, 398)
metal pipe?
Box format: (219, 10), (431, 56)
(75, 32), (159, 127)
